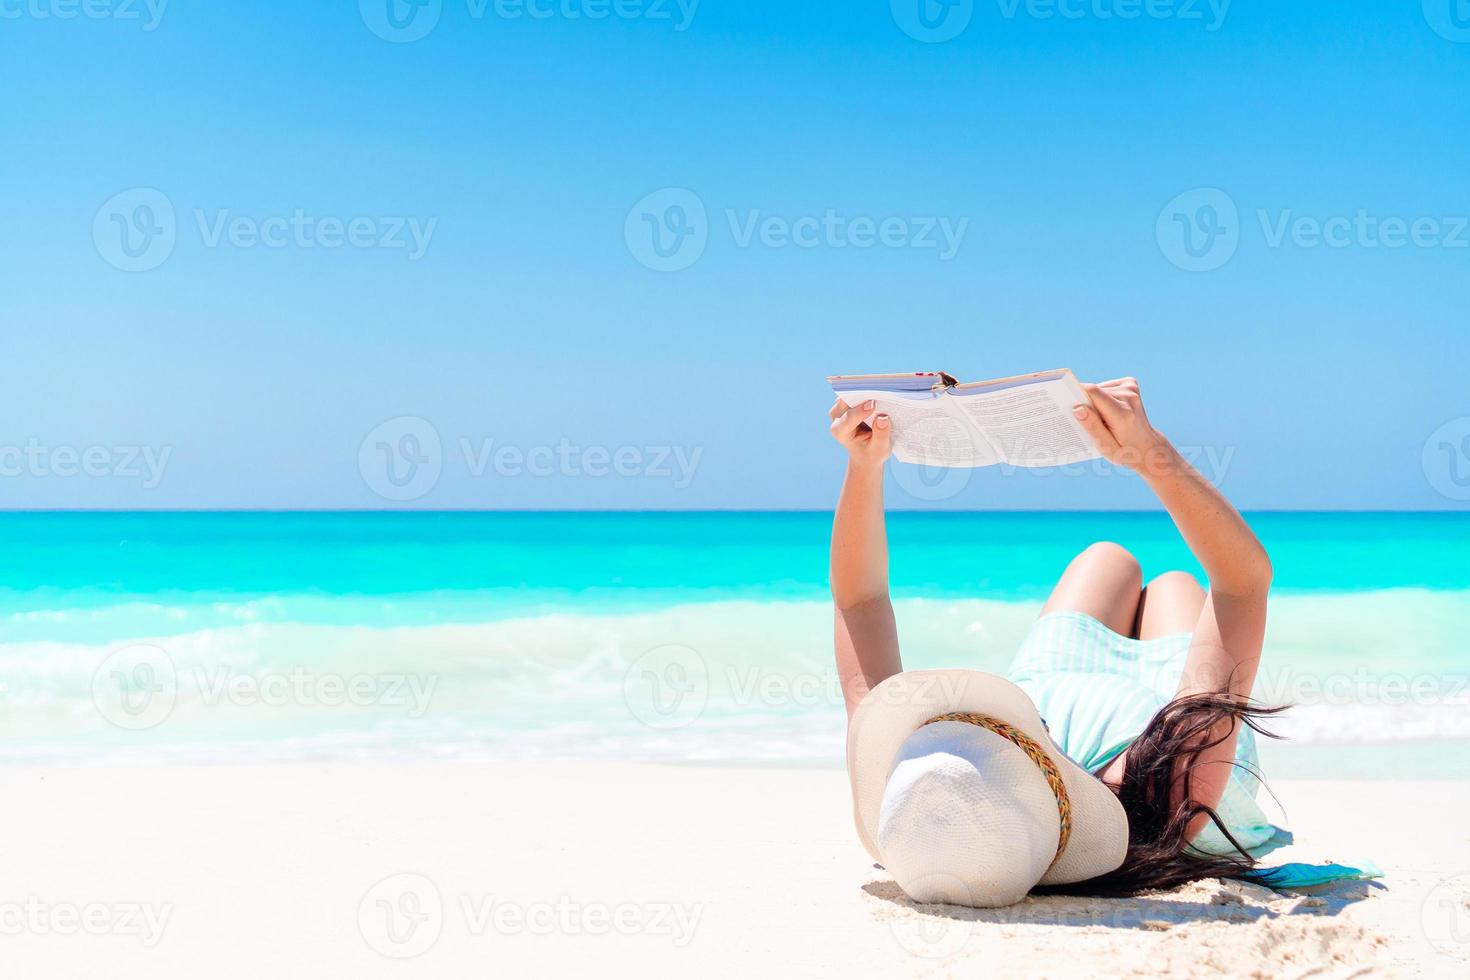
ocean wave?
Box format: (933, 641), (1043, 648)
(0, 590), (1466, 765)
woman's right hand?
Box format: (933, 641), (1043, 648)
(1073, 377), (1175, 474)
(828, 398), (892, 469)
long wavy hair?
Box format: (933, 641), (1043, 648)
(1036, 692), (1289, 897)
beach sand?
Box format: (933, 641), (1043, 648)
(1, 764), (1465, 978)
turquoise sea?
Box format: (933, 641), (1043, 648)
(2, 512), (1467, 772)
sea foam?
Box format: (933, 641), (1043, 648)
(0, 589), (1466, 765)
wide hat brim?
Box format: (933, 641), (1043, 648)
(847, 669), (1128, 887)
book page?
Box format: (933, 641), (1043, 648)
(948, 375), (1100, 468)
(838, 390), (999, 467)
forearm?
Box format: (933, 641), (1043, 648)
(830, 460), (889, 608)
(1142, 443), (1271, 597)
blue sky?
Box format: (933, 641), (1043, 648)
(2, 0), (1468, 510)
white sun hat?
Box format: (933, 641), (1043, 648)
(847, 669), (1129, 908)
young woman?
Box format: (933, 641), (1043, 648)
(828, 377), (1282, 894)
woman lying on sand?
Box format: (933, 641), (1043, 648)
(828, 378), (1285, 907)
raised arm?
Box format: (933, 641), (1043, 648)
(828, 398), (903, 721)
(1072, 379), (1272, 824)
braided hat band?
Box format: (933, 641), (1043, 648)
(920, 712), (1073, 869)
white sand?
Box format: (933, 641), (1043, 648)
(0, 764), (1465, 978)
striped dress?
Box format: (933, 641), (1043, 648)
(1005, 610), (1279, 855)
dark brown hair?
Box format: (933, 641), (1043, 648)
(1037, 692), (1289, 897)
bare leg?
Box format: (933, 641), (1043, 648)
(1137, 571), (1206, 639)
(1040, 542), (1143, 637)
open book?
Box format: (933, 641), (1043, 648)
(828, 368), (1101, 468)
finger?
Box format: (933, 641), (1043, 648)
(1072, 401), (1120, 454)
(830, 400), (877, 439)
(828, 398), (849, 420)
(1081, 383), (1130, 428)
(870, 411), (892, 445)
(1098, 377), (1138, 392)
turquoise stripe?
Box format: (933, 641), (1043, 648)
(1006, 611), (1280, 854)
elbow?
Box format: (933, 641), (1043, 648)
(832, 585), (890, 613)
(1248, 543), (1273, 590)
(1218, 546), (1272, 598)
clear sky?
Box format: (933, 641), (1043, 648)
(3, 1), (1468, 510)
